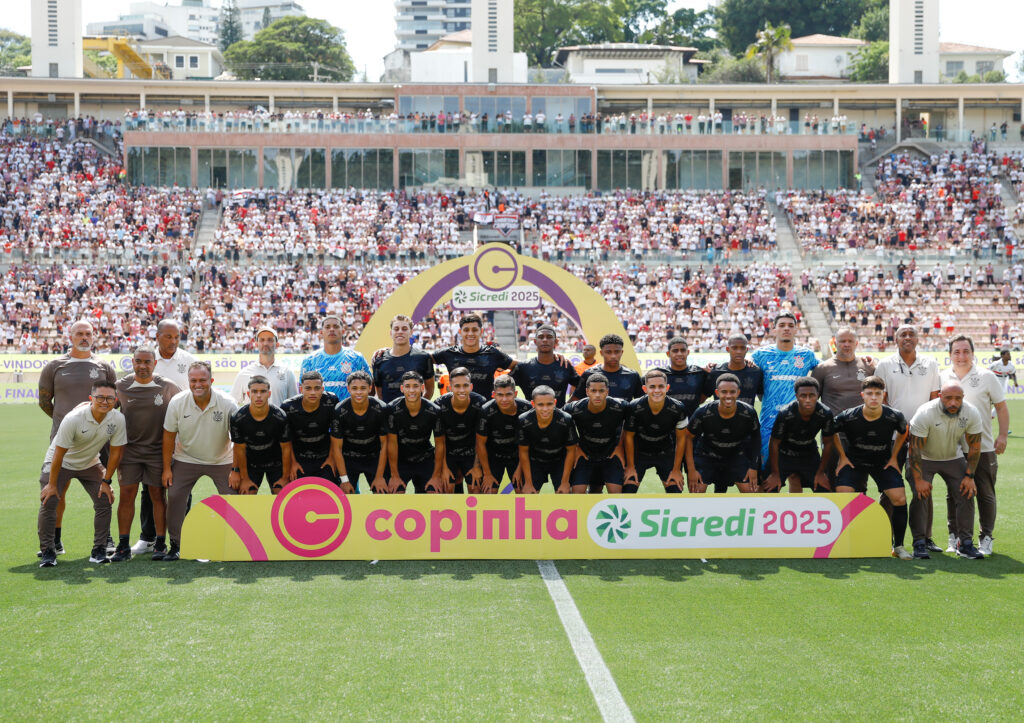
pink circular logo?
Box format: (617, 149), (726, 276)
(271, 477), (352, 558)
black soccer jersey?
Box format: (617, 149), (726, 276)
(517, 408), (579, 463)
(330, 397), (388, 460)
(572, 365), (644, 402)
(372, 348), (435, 404)
(827, 405), (907, 468)
(770, 400), (834, 458)
(704, 363), (764, 407)
(565, 397), (628, 459)
(660, 365), (708, 417)
(386, 397), (443, 464)
(477, 398), (532, 460)
(229, 403), (291, 468)
(624, 396), (688, 457)
(512, 358), (581, 407)
(686, 401), (761, 464)
(436, 391), (487, 458)
(432, 344), (514, 399)
(281, 392), (340, 462)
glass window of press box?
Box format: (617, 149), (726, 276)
(792, 150), (855, 189)
(398, 149), (460, 188)
(263, 148), (326, 189)
(727, 151), (787, 190)
(596, 150), (657, 190)
(463, 96), (527, 130)
(126, 147), (192, 187)
(531, 97), (592, 132)
(464, 150), (526, 187)
(197, 148), (259, 189)
(398, 96), (461, 116)
(662, 151), (724, 190)
(331, 149), (394, 190)
(532, 150), (592, 188)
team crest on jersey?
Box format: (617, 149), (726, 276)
(178, 363), (187, 373)
(341, 362), (353, 374)
(968, 376), (980, 388)
(213, 411), (224, 422)
(916, 366), (927, 376)
(794, 358), (804, 369)
(106, 423), (117, 435)
(89, 368), (99, 379)
(278, 372), (286, 380)
(154, 395), (164, 406)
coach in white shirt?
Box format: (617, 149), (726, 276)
(230, 326), (297, 407)
(154, 319), (198, 389)
(161, 361), (239, 560)
(940, 335), (1009, 556)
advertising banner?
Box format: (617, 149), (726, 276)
(180, 478), (892, 561)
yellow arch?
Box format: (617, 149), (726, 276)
(356, 243), (639, 370)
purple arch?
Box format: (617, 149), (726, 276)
(522, 267), (581, 325)
(412, 266), (471, 321)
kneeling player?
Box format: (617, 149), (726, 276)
(282, 371), (339, 484)
(436, 367), (486, 493)
(566, 373), (627, 494)
(762, 376), (835, 494)
(331, 371), (388, 493)
(623, 369), (687, 493)
(476, 375), (531, 493)
(683, 374), (760, 493)
(386, 371), (445, 493)
(517, 386), (578, 493)
(230, 375), (293, 495)
(829, 376), (912, 559)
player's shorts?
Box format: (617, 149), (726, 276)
(244, 463), (284, 493)
(118, 461), (162, 487)
(779, 454), (824, 492)
(342, 455), (385, 493)
(487, 457), (519, 492)
(445, 452), (476, 481)
(526, 458), (567, 491)
(571, 456), (625, 492)
(296, 456), (338, 486)
(694, 454), (754, 492)
(836, 464), (904, 494)
(397, 459), (435, 494)
(635, 452), (677, 483)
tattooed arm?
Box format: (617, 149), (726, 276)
(908, 434), (930, 499)
(961, 431), (981, 499)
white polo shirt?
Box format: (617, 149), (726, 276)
(164, 389), (238, 466)
(909, 398), (983, 461)
(45, 404), (127, 471)
(875, 353), (941, 421)
(940, 365), (1005, 453)
(230, 359), (297, 407)
(155, 347), (198, 389)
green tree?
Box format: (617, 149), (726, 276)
(84, 50), (118, 77)
(514, 0), (622, 67)
(223, 16), (355, 81)
(699, 54), (766, 84)
(850, 0), (888, 42)
(847, 40), (888, 82)
(261, 7), (272, 31)
(983, 69), (1006, 83)
(716, 0), (867, 57)
(0, 29), (31, 74)
(744, 21), (792, 83)
(613, 0), (668, 42)
(638, 7), (718, 52)
(219, 0), (243, 52)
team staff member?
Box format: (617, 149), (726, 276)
(153, 319), (197, 389)
(432, 314), (517, 399)
(762, 377), (835, 494)
(574, 344), (599, 377)
(704, 334), (764, 408)
(683, 374), (761, 494)
(37, 381), (126, 567)
(229, 376), (293, 495)
(301, 315), (371, 401)
(566, 373), (628, 494)
(623, 369), (687, 494)
(907, 381), (984, 560)
(112, 346), (180, 562)
(829, 376), (911, 560)
(282, 371), (340, 484)
(38, 319), (117, 556)
(941, 336), (1007, 556)
(811, 328), (875, 414)
(436, 367), (486, 493)
(874, 325), (941, 553)
(572, 334), (644, 402)
(372, 315), (435, 404)
(330, 371), (389, 494)
(162, 361), (240, 561)
(386, 371), (445, 493)
(230, 327), (297, 407)
(476, 375), (531, 493)
(517, 386), (578, 494)
(512, 325), (580, 407)
(659, 337), (707, 418)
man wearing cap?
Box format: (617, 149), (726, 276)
(301, 315), (371, 402)
(231, 326), (297, 407)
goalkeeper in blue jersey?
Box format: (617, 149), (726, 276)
(751, 312), (819, 470)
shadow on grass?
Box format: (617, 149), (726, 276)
(9, 553), (1024, 585)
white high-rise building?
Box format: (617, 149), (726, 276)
(470, 0), (513, 83)
(31, 0), (83, 78)
(235, 1), (306, 41)
(395, 0), (471, 52)
(87, 1), (220, 46)
(889, 0), (939, 84)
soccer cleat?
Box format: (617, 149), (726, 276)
(912, 540), (930, 559)
(130, 539), (155, 555)
(925, 538), (944, 553)
(957, 541), (984, 560)
(892, 546), (913, 560)
(946, 533), (958, 553)
(38, 548), (57, 567)
(979, 536), (994, 557)
(109, 547), (132, 563)
(106, 535), (117, 555)
(161, 543), (180, 562)
(89, 546), (110, 564)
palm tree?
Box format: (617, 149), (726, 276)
(745, 22), (793, 84)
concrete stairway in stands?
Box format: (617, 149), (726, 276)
(492, 311), (520, 361)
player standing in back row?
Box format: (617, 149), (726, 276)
(571, 334), (643, 403)
(372, 315), (435, 404)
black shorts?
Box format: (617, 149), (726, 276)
(487, 457), (519, 491)
(779, 454), (823, 491)
(296, 457), (338, 486)
(245, 463), (284, 493)
(635, 452), (677, 483)
(571, 456), (624, 492)
(836, 464), (904, 494)
(342, 455), (384, 493)
(526, 458), (566, 491)
(397, 459), (435, 494)
(694, 454), (753, 492)
(445, 452), (476, 481)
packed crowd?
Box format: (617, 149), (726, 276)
(2, 114), (121, 141)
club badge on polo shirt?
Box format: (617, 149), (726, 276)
(958, 417), (968, 428)
(857, 369), (866, 381)
(916, 366), (927, 376)
(106, 423), (117, 435)
(968, 375), (980, 388)
(213, 411), (224, 422)
(89, 368), (99, 379)
(154, 395), (163, 406)
(178, 363), (187, 374)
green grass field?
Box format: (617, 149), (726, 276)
(2, 403), (1022, 721)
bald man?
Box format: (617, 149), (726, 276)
(154, 319), (197, 390)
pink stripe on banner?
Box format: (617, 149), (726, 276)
(201, 497), (269, 561)
(813, 494), (875, 559)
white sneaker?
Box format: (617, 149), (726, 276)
(892, 546), (914, 560)
(946, 533), (958, 553)
(979, 536), (994, 556)
(130, 539), (155, 555)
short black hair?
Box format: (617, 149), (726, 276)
(793, 376), (820, 394)
(247, 375), (271, 390)
(774, 311), (797, 325)
(585, 372), (609, 389)
(862, 375), (885, 391)
(401, 371), (424, 384)
(300, 370), (323, 384)
(91, 381), (116, 394)
(346, 370), (373, 387)
(531, 385), (556, 399)
(644, 369), (667, 384)
(599, 333), (624, 349)
(493, 375), (515, 391)
(459, 313), (483, 329)
(716, 373), (740, 388)
(948, 334), (974, 354)
(667, 336), (688, 351)
(449, 366), (471, 382)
